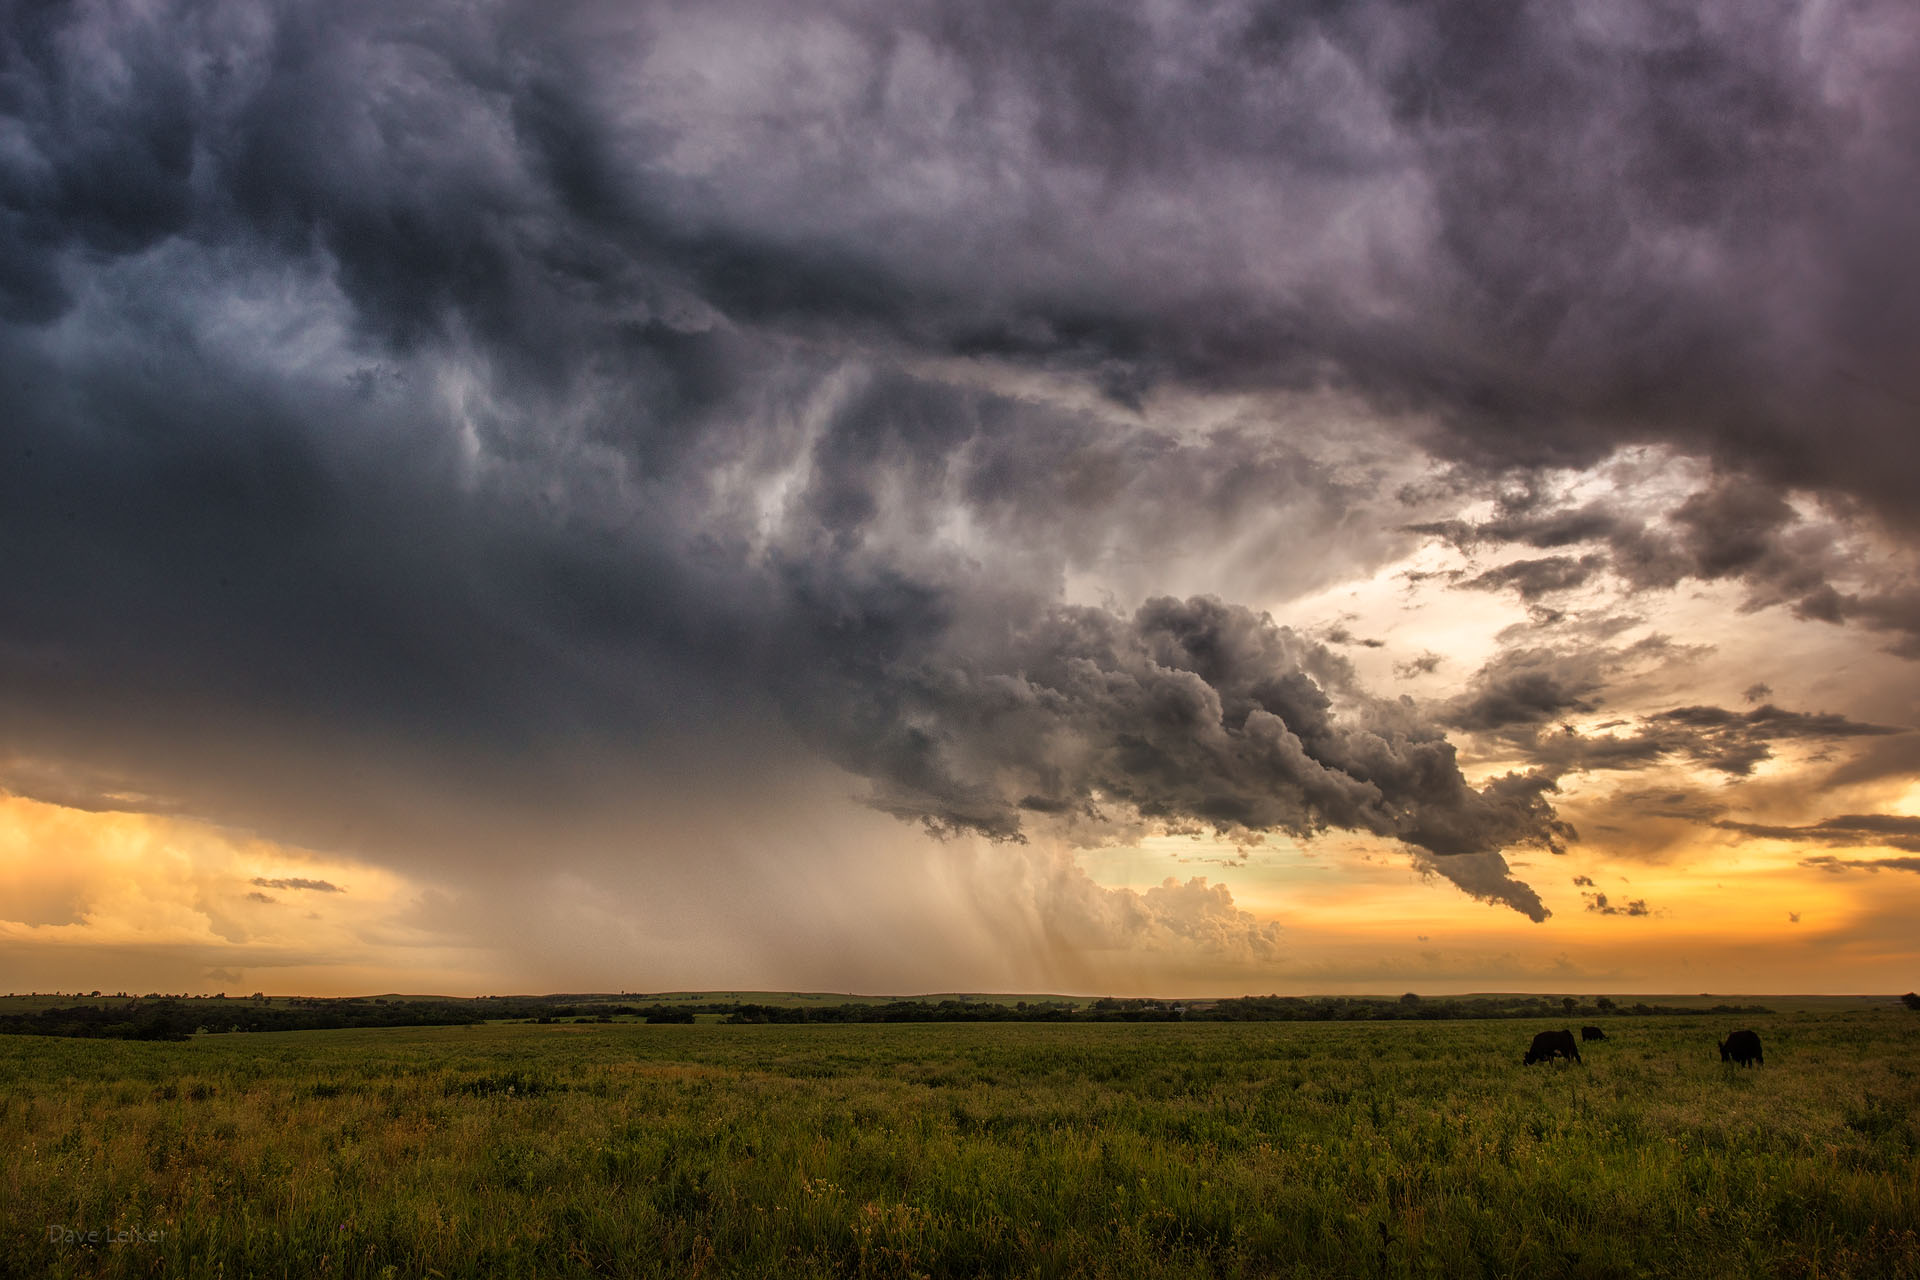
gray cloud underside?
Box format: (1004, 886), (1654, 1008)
(4, 0), (1919, 919)
(793, 593), (1575, 856)
(1414, 471), (1920, 657)
(1441, 640), (1908, 776)
(1720, 813), (1920, 854)
(1411, 851), (1550, 923)
(1799, 855), (1920, 874)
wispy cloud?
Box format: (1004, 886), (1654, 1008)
(251, 877), (345, 894)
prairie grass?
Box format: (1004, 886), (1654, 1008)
(3, 1013), (1916, 1277)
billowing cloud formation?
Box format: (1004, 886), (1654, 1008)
(2, 0), (1919, 958)
(795, 593), (1574, 857)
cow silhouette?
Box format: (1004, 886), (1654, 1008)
(1580, 1026), (1607, 1042)
(1524, 1029), (1581, 1065)
(1719, 1029), (1763, 1067)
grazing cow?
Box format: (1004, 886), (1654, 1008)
(1581, 1026), (1607, 1042)
(1719, 1029), (1763, 1067)
(1524, 1029), (1582, 1065)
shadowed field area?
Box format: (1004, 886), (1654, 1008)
(4, 1013), (1917, 1277)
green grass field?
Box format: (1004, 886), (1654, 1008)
(4, 1012), (1917, 1278)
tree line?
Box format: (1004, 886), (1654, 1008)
(0, 992), (1794, 1040)
(718, 995), (1776, 1024)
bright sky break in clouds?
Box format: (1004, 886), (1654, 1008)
(3, 0), (1919, 996)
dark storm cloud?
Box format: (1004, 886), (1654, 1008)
(1647, 705), (1905, 775)
(1438, 634), (1708, 753)
(7, 0), (1916, 487)
(779, 592), (1575, 858)
(3, 0), (1917, 922)
(1441, 646), (1610, 732)
(1459, 555), (1609, 602)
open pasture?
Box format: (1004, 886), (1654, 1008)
(4, 1012), (1917, 1278)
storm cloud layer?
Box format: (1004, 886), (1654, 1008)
(4, 0), (1919, 939)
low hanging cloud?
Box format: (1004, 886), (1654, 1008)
(1583, 892), (1651, 917)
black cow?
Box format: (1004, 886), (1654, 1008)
(1581, 1026), (1607, 1042)
(1524, 1029), (1582, 1065)
(1719, 1029), (1763, 1067)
